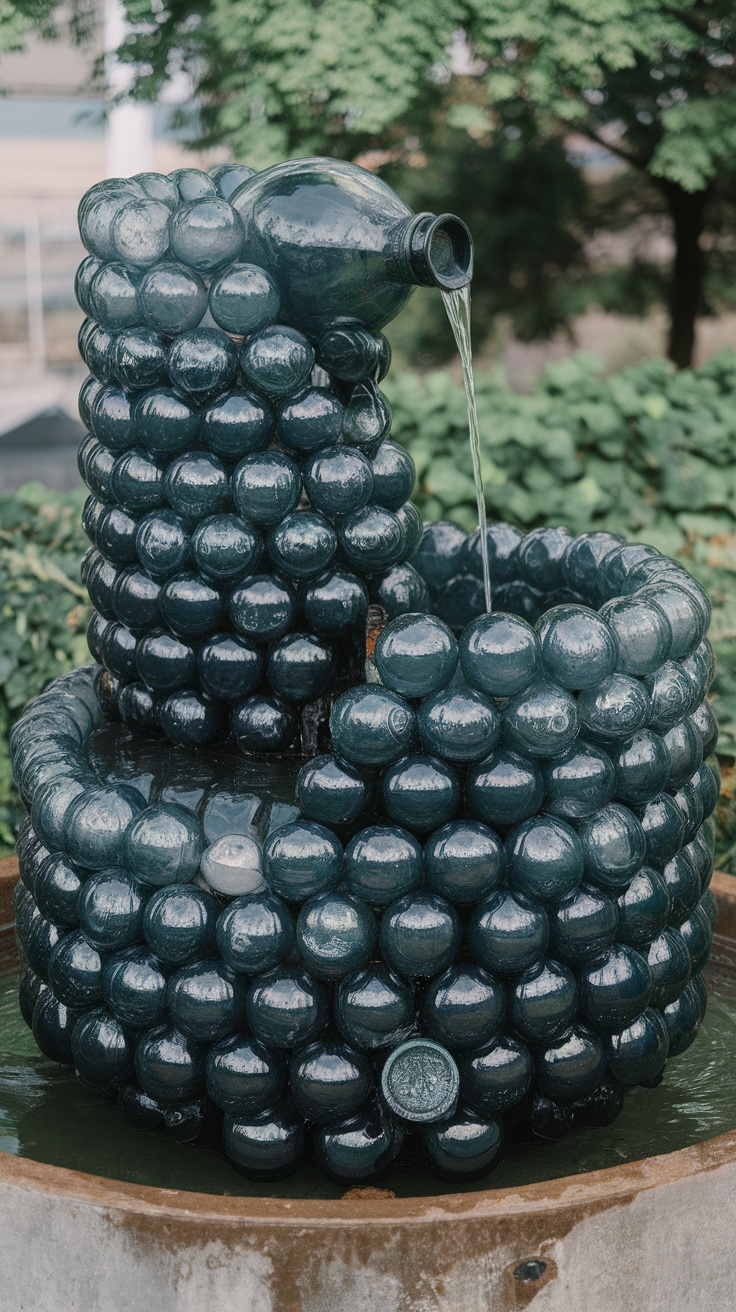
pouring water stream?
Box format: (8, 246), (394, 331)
(442, 286), (492, 613)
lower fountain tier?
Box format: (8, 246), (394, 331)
(10, 653), (719, 1187)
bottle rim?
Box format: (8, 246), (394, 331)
(406, 213), (474, 291)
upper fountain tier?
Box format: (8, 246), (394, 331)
(75, 161), (472, 756)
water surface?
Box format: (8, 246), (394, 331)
(2, 965), (735, 1201)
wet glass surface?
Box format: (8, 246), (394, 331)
(2, 954), (735, 1201)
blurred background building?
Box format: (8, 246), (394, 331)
(0, 1), (225, 489)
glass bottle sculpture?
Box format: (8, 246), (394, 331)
(13, 158), (718, 1188)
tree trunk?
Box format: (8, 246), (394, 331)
(663, 183), (708, 369)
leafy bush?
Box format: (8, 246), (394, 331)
(386, 349), (736, 757)
(387, 349), (736, 544)
(0, 483), (90, 845)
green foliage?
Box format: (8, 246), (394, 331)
(650, 94), (736, 193)
(0, 483), (91, 846)
(469, 1), (736, 185)
(115, 0), (462, 165)
(7, 0), (736, 361)
(0, 0), (93, 57)
(0, 0), (53, 52)
(104, 0), (736, 365)
(386, 348), (736, 753)
(111, 0), (736, 192)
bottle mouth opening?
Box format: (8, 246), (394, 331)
(408, 214), (473, 290)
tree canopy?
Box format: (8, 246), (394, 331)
(0, 0), (53, 53)
(112, 0), (736, 365)
(0, 0), (92, 55)
(109, 0), (735, 181)
(4, 0), (736, 364)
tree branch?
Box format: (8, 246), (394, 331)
(578, 122), (648, 171)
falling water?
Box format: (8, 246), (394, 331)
(442, 285), (491, 612)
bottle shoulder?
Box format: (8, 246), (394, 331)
(231, 157), (412, 228)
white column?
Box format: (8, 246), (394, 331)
(25, 213), (46, 370)
(104, 0), (154, 178)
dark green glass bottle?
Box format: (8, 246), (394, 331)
(231, 157), (472, 334)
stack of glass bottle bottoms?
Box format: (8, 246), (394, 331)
(12, 159), (719, 1187)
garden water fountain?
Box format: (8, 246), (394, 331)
(1, 156), (736, 1310)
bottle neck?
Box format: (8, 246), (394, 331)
(395, 212), (473, 290)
